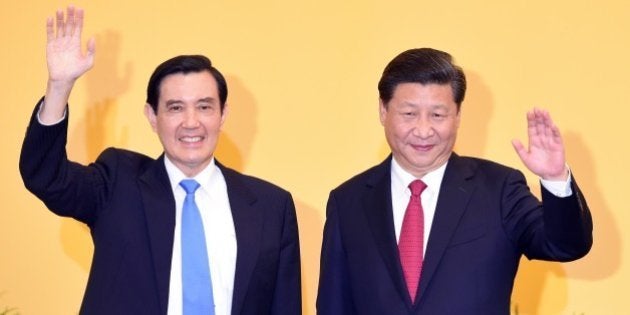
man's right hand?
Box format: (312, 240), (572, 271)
(40, 5), (95, 124)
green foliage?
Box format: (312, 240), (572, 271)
(0, 307), (20, 315)
(0, 292), (19, 315)
(512, 302), (519, 315)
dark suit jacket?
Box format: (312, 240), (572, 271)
(317, 155), (592, 315)
(19, 104), (301, 315)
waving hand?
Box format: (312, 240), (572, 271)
(41, 6), (95, 123)
(511, 108), (569, 181)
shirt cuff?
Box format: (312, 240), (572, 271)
(36, 99), (67, 126)
(540, 166), (573, 197)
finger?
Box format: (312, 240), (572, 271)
(56, 9), (64, 37)
(65, 5), (75, 37)
(511, 139), (527, 160)
(86, 37), (96, 62)
(531, 109), (545, 145)
(526, 109), (539, 145)
(544, 114), (563, 146)
(526, 109), (536, 134)
(46, 17), (54, 42)
(533, 108), (547, 145)
(544, 111), (556, 146)
(75, 8), (85, 38)
(540, 109), (559, 148)
(550, 123), (563, 146)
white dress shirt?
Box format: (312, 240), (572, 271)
(165, 157), (236, 315)
(390, 158), (445, 252)
(390, 156), (573, 252)
(34, 101), (240, 313)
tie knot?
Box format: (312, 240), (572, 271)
(180, 179), (200, 195)
(408, 180), (427, 197)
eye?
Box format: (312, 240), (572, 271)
(198, 103), (216, 112)
(167, 104), (183, 112)
(401, 111), (417, 117)
(431, 112), (447, 120)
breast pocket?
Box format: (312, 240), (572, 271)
(447, 225), (487, 248)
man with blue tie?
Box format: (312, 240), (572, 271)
(316, 48), (593, 314)
(20, 6), (301, 315)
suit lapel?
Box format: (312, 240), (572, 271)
(217, 162), (261, 315)
(416, 154), (476, 306)
(363, 157), (414, 308)
(138, 155), (176, 314)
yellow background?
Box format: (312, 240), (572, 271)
(1, 0), (628, 314)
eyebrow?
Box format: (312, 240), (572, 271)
(164, 97), (217, 106)
(197, 97), (216, 104)
(400, 102), (450, 108)
(164, 99), (184, 106)
(430, 104), (450, 110)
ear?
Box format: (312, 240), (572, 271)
(220, 102), (229, 127)
(379, 98), (387, 125)
(454, 106), (462, 129)
(144, 103), (158, 132)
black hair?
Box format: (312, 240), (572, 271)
(146, 55), (227, 113)
(378, 48), (466, 109)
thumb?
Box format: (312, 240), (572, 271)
(85, 37), (96, 67)
(511, 139), (527, 160)
(86, 37), (96, 56)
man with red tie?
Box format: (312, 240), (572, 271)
(316, 48), (593, 315)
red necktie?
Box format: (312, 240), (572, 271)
(399, 179), (427, 303)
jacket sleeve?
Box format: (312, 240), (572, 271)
(502, 169), (593, 261)
(271, 192), (302, 315)
(19, 99), (113, 226)
(316, 191), (356, 315)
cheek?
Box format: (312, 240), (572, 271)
(156, 121), (177, 139)
(391, 123), (412, 139)
(383, 123), (398, 140)
(203, 115), (223, 130)
(440, 124), (459, 141)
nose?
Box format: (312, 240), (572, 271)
(412, 115), (434, 139)
(182, 107), (200, 128)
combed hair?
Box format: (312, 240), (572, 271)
(378, 48), (466, 109)
(146, 55), (228, 112)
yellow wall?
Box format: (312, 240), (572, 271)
(1, 1), (628, 314)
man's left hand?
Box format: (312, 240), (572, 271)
(512, 108), (569, 181)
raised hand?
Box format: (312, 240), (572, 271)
(40, 6), (95, 124)
(511, 108), (569, 181)
(47, 5), (95, 83)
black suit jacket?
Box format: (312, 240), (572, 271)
(20, 104), (301, 315)
(317, 155), (592, 315)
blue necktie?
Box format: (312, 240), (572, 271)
(180, 179), (215, 315)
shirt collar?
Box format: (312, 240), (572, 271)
(391, 156), (449, 194)
(163, 155), (216, 193)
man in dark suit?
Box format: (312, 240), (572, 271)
(316, 48), (592, 315)
(19, 6), (301, 315)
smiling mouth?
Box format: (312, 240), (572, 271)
(180, 136), (204, 143)
(411, 144), (434, 151)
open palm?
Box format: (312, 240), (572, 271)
(512, 108), (568, 181)
(46, 6), (95, 83)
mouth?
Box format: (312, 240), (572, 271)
(179, 136), (204, 143)
(411, 144), (434, 151)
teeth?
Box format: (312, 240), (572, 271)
(181, 136), (202, 143)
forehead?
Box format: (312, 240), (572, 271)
(389, 82), (456, 108)
(158, 71), (219, 101)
